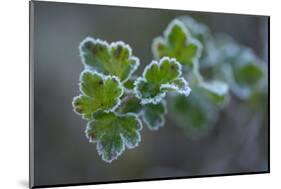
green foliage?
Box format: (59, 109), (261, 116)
(232, 50), (265, 88)
(152, 19), (202, 66)
(75, 37), (190, 162)
(206, 35), (267, 99)
(73, 71), (123, 120)
(199, 80), (229, 106)
(178, 16), (211, 44)
(79, 37), (139, 82)
(86, 111), (142, 163)
(234, 63), (264, 86)
(152, 19), (229, 105)
(142, 101), (167, 130)
(123, 77), (136, 91)
(73, 17), (267, 162)
(118, 96), (142, 115)
(169, 91), (218, 139)
(134, 57), (191, 104)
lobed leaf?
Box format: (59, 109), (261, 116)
(118, 96), (142, 115)
(161, 77), (191, 95)
(85, 111), (142, 163)
(194, 33), (266, 100)
(152, 19), (202, 66)
(229, 46), (265, 85)
(170, 89), (218, 140)
(79, 37), (139, 82)
(118, 97), (168, 130)
(123, 76), (137, 92)
(72, 71), (123, 120)
(142, 101), (167, 130)
(134, 57), (191, 104)
(199, 80), (229, 106)
(178, 16), (211, 44)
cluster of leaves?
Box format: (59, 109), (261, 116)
(73, 37), (190, 162)
(73, 17), (267, 162)
(163, 17), (267, 138)
(152, 18), (231, 137)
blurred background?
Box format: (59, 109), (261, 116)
(31, 1), (269, 186)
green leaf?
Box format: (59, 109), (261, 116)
(123, 76), (137, 92)
(199, 80), (229, 106)
(169, 89), (218, 140)
(79, 37), (139, 82)
(161, 77), (191, 94)
(72, 71), (123, 120)
(178, 16), (211, 44)
(134, 57), (191, 104)
(212, 41), (266, 100)
(230, 47), (265, 88)
(142, 101), (167, 130)
(85, 111), (142, 163)
(118, 96), (142, 115)
(152, 19), (202, 66)
(234, 63), (264, 87)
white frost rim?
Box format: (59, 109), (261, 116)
(151, 19), (203, 65)
(85, 112), (142, 163)
(79, 37), (140, 83)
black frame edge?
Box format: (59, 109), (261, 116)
(31, 171), (270, 188)
(29, 0), (35, 188)
(31, 0), (269, 17)
(267, 16), (270, 173)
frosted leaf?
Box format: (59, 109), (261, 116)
(142, 101), (167, 130)
(72, 71), (123, 120)
(152, 19), (202, 66)
(134, 57), (191, 104)
(161, 78), (191, 96)
(118, 96), (142, 115)
(199, 80), (229, 105)
(79, 37), (139, 82)
(170, 90), (218, 140)
(85, 111), (142, 163)
(178, 16), (211, 44)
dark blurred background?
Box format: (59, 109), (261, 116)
(31, 1), (269, 186)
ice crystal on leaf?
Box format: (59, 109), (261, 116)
(73, 71), (123, 120)
(134, 57), (191, 104)
(86, 111), (142, 163)
(152, 19), (202, 66)
(80, 37), (139, 82)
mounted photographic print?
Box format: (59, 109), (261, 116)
(29, 0), (269, 188)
